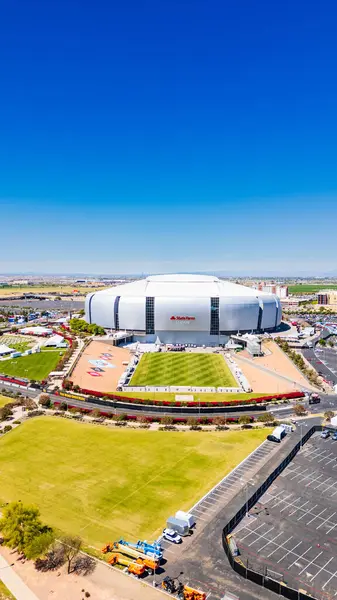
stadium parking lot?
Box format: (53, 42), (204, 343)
(233, 433), (337, 599)
(159, 439), (278, 566)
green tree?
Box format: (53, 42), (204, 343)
(318, 339), (326, 346)
(59, 535), (82, 573)
(293, 404), (307, 417)
(39, 394), (51, 408)
(25, 531), (55, 560)
(0, 502), (51, 555)
(324, 410), (334, 421)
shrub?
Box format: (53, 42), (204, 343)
(161, 416), (174, 425)
(115, 413), (127, 421)
(13, 420), (21, 425)
(39, 394), (51, 408)
(3, 425), (12, 433)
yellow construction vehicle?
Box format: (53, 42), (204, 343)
(102, 542), (159, 574)
(161, 577), (206, 600)
(102, 541), (152, 562)
(108, 552), (146, 577)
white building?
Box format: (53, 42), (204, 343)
(85, 274), (282, 345)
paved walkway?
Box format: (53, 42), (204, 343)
(0, 553), (40, 600)
(236, 353), (313, 391)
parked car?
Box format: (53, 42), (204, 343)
(321, 430), (330, 439)
(162, 528), (182, 544)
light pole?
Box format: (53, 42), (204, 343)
(246, 482), (249, 517)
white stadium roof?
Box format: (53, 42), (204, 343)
(95, 274), (267, 298)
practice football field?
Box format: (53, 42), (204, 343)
(130, 352), (237, 387)
(0, 417), (268, 547)
(0, 351), (62, 381)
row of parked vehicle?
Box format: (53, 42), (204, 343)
(321, 429), (337, 440)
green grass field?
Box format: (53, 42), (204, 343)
(0, 352), (62, 381)
(0, 335), (31, 353)
(130, 352), (237, 387)
(289, 284), (337, 294)
(0, 417), (269, 547)
(117, 391), (264, 403)
(0, 396), (10, 408)
(0, 580), (15, 600)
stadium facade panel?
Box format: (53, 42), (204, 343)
(85, 274), (282, 344)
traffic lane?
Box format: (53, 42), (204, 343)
(0, 381), (270, 418)
(302, 348), (337, 384)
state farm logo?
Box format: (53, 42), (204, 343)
(170, 316), (195, 321)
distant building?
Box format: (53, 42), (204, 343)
(256, 282), (288, 298)
(317, 290), (337, 305)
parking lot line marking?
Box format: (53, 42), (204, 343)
(317, 452), (334, 464)
(259, 532), (283, 551)
(317, 512), (336, 530)
(277, 541), (302, 563)
(298, 504), (318, 521)
(310, 557), (334, 581)
(298, 552), (323, 575)
(304, 473), (325, 486)
(289, 500), (309, 516)
(322, 569), (337, 589)
(313, 475), (333, 489)
(281, 498), (301, 514)
(248, 526), (275, 547)
(291, 468), (309, 481)
(267, 536), (293, 558)
(240, 523), (265, 541)
(306, 507), (327, 525)
(288, 546), (312, 569)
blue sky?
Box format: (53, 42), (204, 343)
(1, 0), (337, 275)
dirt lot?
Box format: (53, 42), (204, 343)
(70, 341), (130, 393)
(0, 546), (165, 600)
(235, 340), (313, 393)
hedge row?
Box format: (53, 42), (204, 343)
(51, 402), (252, 424)
(61, 383), (304, 408)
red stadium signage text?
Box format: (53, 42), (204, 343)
(170, 316), (195, 321)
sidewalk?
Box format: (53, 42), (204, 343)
(0, 553), (39, 600)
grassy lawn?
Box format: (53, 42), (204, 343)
(0, 396), (10, 408)
(0, 336), (31, 353)
(0, 352), (62, 381)
(0, 580), (15, 600)
(0, 285), (105, 296)
(0, 417), (269, 547)
(288, 284), (337, 294)
(130, 353), (237, 387)
(117, 391), (265, 403)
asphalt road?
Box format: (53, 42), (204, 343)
(2, 380), (337, 419)
(301, 328), (337, 386)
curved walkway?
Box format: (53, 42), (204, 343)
(0, 553), (39, 600)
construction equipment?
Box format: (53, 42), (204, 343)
(101, 541), (151, 563)
(102, 542), (159, 574)
(161, 577), (206, 600)
(118, 538), (163, 559)
(108, 552), (145, 577)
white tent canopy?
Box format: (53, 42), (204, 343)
(43, 334), (66, 347)
(0, 344), (16, 356)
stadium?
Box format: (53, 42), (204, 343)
(85, 274), (282, 345)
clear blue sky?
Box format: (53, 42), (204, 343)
(1, 0), (337, 276)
